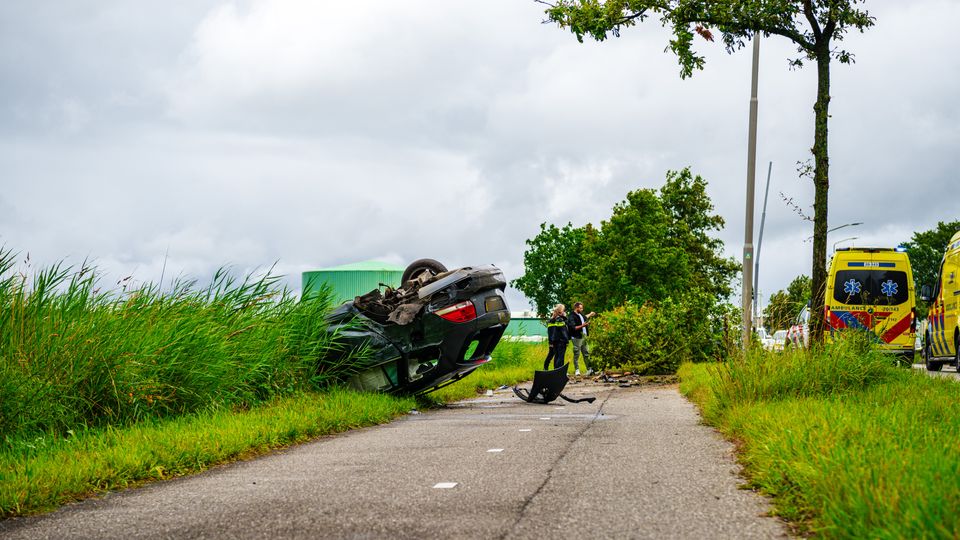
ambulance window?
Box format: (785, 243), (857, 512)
(833, 270), (909, 305)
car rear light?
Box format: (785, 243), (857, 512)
(911, 307), (917, 333)
(435, 301), (477, 323)
(484, 295), (505, 313)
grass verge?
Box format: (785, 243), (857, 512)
(0, 250), (556, 518)
(1, 341), (548, 518)
(1, 388), (415, 518)
(680, 337), (960, 538)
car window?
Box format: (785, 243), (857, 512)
(932, 261), (943, 301)
(833, 270), (909, 306)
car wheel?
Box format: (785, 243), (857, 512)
(401, 258), (447, 284)
(925, 339), (942, 372)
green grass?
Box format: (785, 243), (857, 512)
(680, 337), (960, 538)
(0, 330), (547, 517)
(0, 388), (415, 517)
(0, 249), (559, 518)
(0, 249), (359, 442)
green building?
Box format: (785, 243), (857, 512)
(301, 260), (404, 305)
(504, 312), (547, 338)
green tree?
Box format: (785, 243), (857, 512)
(568, 188), (685, 311)
(511, 222), (586, 316)
(541, 0), (875, 345)
(568, 168), (736, 311)
(787, 274), (812, 307)
(764, 290), (794, 331)
(902, 220), (960, 315)
(659, 168), (739, 302)
(763, 274), (811, 330)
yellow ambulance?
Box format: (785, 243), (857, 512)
(825, 247), (917, 362)
(921, 231), (960, 371)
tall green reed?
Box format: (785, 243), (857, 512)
(706, 331), (900, 413)
(0, 248), (357, 443)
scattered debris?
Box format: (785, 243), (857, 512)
(592, 372), (678, 387)
(409, 409), (421, 415)
(484, 389), (494, 396)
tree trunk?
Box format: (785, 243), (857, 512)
(808, 44), (831, 346)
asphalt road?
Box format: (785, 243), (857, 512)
(0, 383), (788, 539)
(913, 362), (960, 378)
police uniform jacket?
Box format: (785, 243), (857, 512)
(547, 314), (570, 343)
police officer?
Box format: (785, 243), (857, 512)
(544, 304), (569, 370)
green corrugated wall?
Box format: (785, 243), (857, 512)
(302, 261), (404, 305)
(504, 317), (547, 337)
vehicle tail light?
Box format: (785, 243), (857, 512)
(435, 301), (477, 323)
(911, 307), (917, 333)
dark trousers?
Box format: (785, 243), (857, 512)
(544, 340), (567, 370)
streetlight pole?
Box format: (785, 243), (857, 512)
(827, 222), (863, 234)
(742, 34), (760, 351)
(753, 161), (772, 325)
(832, 236), (858, 253)
(805, 222), (863, 242)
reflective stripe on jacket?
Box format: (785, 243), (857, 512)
(547, 315), (569, 342)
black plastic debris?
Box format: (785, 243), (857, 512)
(513, 364), (596, 404)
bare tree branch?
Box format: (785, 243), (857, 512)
(780, 192), (814, 222)
(801, 0), (823, 40)
(823, 5), (837, 42)
(616, 10), (648, 26)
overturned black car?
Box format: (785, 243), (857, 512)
(325, 259), (511, 395)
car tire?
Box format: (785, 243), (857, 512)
(925, 339), (942, 372)
(401, 258), (447, 284)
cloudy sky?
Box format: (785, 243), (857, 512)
(1, 1), (958, 311)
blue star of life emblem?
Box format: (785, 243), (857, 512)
(843, 279), (862, 295)
(880, 279), (898, 297)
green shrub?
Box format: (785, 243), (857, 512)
(590, 291), (723, 374)
(589, 301), (679, 374)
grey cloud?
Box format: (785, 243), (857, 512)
(1, 0), (957, 313)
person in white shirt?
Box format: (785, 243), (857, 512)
(567, 302), (595, 376)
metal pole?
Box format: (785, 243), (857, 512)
(753, 161), (772, 324)
(832, 236), (858, 254)
(742, 34), (760, 350)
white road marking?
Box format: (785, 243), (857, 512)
(539, 417), (551, 420)
(519, 429), (532, 432)
(487, 448), (504, 453)
(433, 482), (458, 489)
